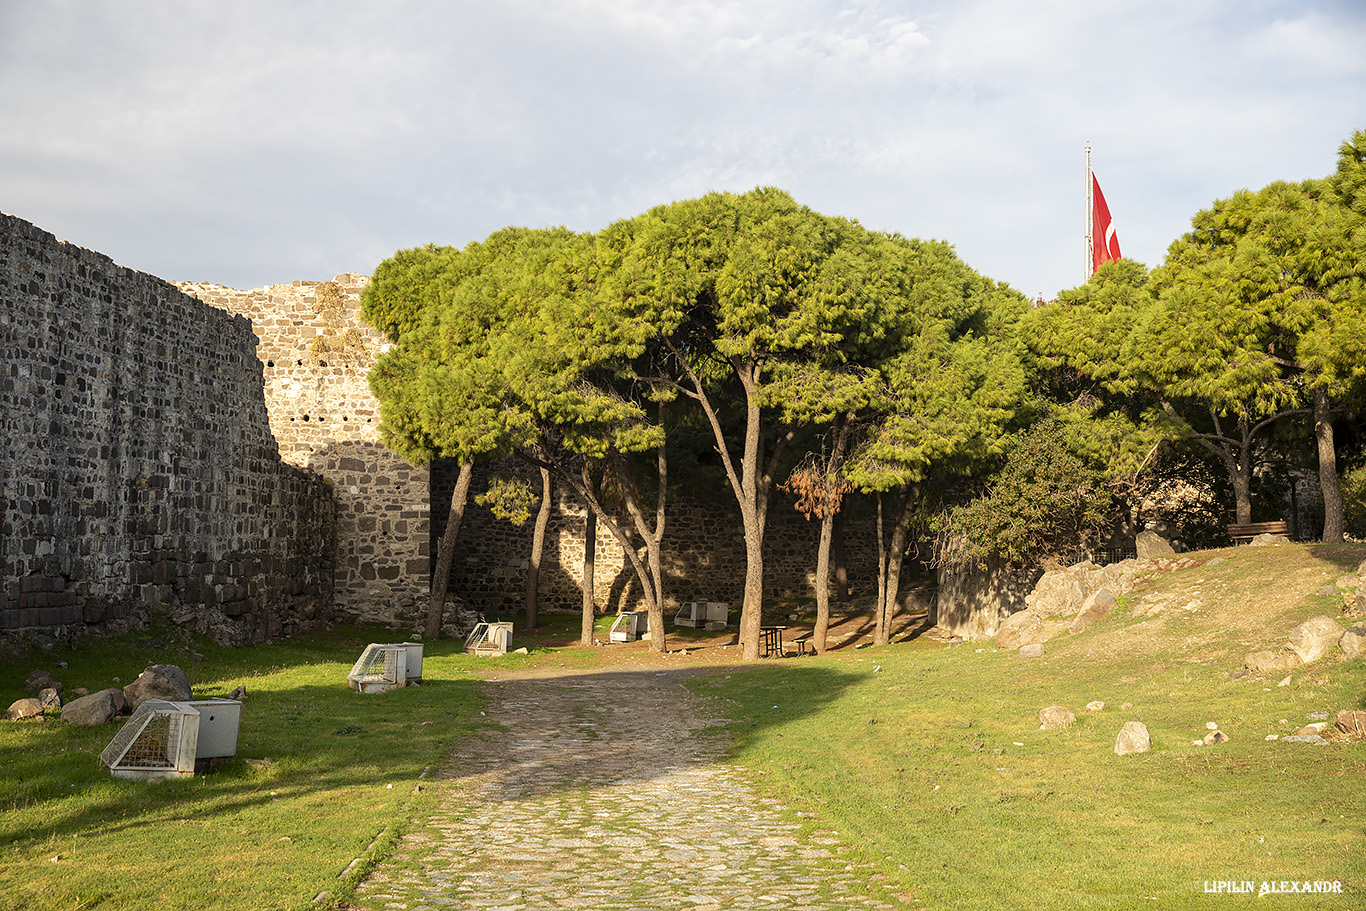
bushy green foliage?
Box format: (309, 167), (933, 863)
(937, 420), (1112, 567)
(1341, 461), (1366, 539)
(474, 474), (538, 525)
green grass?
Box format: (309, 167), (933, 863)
(0, 625), (485, 911)
(691, 545), (1366, 910)
(4, 544), (1365, 909)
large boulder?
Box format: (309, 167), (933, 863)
(995, 610), (1068, 650)
(1249, 532), (1290, 546)
(1340, 626), (1366, 659)
(935, 556), (1040, 640)
(1069, 588), (1118, 634)
(5, 698), (44, 721)
(1288, 616), (1344, 664)
(1114, 721), (1151, 755)
(1135, 531), (1175, 560)
(61, 689), (124, 726)
(38, 687), (62, 711)
(122, 665), (192, 710)
(1025, 568), (1089, 618)
(1084, 560), (1141, 597)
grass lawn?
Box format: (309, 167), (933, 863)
(2, 543), (1364, 909)
(1, 625), (490, 911)
(692, 544), (1366, 909)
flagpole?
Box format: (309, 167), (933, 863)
(1085, 145), (1093, 282)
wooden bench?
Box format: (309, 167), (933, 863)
(787, 633), (813, 657)
(1227, 521), (1289, 544)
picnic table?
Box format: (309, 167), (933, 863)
(760, 625), (786, 658)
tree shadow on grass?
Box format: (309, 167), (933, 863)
(0, 667), (480, 847)
(1305, 542), (1366, 573)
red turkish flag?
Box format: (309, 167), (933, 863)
(1091, 173), (1121, 273)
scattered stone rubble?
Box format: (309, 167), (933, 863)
(6, 662), (198, 726)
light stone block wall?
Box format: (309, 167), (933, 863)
(174, 275), (430, 626)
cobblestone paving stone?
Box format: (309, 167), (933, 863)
(349, 666), (907, 911)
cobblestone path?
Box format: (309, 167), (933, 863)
(349, 666), (907, 911)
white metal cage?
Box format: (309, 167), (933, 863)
(347, 643), (412, 693)
(609, 610), (649, 643)
(100, 700), (200, 780)
(465, 621), (514, 657)
(674, 600), (729, 630)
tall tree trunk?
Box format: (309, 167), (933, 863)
(871, 484), (918, 646)
(1316, 387), (1344, 543)
(737, 364), (767, 660)
(811, 416), (853, 655)
(580, 504), (597, 646)
(609, 404), (669, 652)
(832, 510), (850, 602)
(556, 465), (660, 621)
(873, 493), (887, 643)
(876, 485), (918, 646)
(664, 344), (789, 660)
(524, 465), (552, 630)
(813, 510), (835, 654)
(425, 459), (474, 640)
(740, 519), (765, 659)
(1229, 449), (1253, 526)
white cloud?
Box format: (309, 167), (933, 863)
(1, 0), (1361, 296)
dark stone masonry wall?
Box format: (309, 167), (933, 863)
(1, 214), (336, 645)
(3, 212), (929, 645)
(436, 460), (893, 624)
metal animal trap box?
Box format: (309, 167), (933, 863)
(347, 642), (423, 693)
(181, 698), (243, 758)
(674, 600), (729, 630)
(609, 610), (649, 642)
(100, 700), (200, 781)
(465, 621), (514, 657)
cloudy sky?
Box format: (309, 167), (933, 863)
(2, 1), (1363, 301)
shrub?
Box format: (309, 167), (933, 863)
(936, 420), (1112, 568)
(1341, 462), (1366, 540)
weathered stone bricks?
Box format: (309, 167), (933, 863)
(2, 213), (335, 645)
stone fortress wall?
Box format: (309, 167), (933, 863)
(171, 275), (431, 627)
(1, 214), (335, 645)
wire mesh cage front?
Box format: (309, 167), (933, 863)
(100, 701), (200, 779)
(351, 646), (400, 682)
(347, 644), (410, 692)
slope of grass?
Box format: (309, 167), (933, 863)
(692, 544), (1366, 910)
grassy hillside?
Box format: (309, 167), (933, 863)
(696, 542), (1366, 909)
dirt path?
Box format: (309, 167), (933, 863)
(348, 664), (908, 911)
